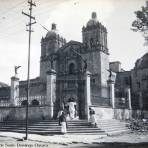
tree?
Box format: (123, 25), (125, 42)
(132, 1), (148, 44)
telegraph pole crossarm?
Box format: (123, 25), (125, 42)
(22, 0), (36, 140)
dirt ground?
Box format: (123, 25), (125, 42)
(2, 140), (148, 148)
(65, 143), (148, 148)
(0, 132), (148, 148)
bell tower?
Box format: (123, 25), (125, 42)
(40, 23), (66, 81)
(82, 12), (108, 53)
(82, 12), (109, 99)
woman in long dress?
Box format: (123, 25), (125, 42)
(89, 107), (97, 127)
(59, 112), (67, 134)
(66, 98), (76, 120)
(68, 101), (76, 119)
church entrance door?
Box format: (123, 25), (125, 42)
(64, 97), (78, 120)
(56, 77), (85, 119)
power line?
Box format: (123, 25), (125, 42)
(0, 0), (64, 38)
(0, 0), (27, 17)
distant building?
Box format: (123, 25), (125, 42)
(114, 53), (148, 111)
(0, 12), (148, 121)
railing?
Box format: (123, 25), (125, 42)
(0, 99), (10, 107)
(0, 96), (47, 107)
(15, 95), (47, 106)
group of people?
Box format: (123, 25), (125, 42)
(57, 98), (77, 134)
(57, 106), (97, 134)
(59, 98), (77, 120)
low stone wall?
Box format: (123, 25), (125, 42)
(0, 106), (52, 121)
(131, 109), (148, 119)
(92, 106), (114, 120)
(114, 109), (148, 120)
(0, 107), (13, 121)
(114, 109), (130, 120)
(90, 106), (148, 121)
(1, 106), (148, 122)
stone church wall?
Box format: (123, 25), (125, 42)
(91, 106), (114, 120)
(100, 51), (109, 98)
(131, 110), (148, 119)
(114, 109), (130, 120)
(91, 106), (148, 121)
(114, 109), (148, 120)
(0, 107), (12, 121)
(131, 68), (148, 110)
(0, 106), (51, 121)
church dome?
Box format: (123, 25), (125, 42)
(87, 12), (99, 27)
(135, 52), (148, 69)
(0, 82), (9, 88)
(46, 23), (58, 38)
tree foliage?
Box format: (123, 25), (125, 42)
(132, 1), (148, 42)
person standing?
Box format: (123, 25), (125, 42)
(59, 112), (68, 134)
(89, 107), (97, 127)
(67, 99), (76, 119)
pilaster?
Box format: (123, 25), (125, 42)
(84, 71), (91, 120)
(10, 76), (19, 106)
(107, 79), (115, 109)
(126, 86), (132, 119)
(46, 69), (56, 119)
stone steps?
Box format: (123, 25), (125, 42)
(0, 128), (102, 131)
(0, 119), (130, 136)
(0, 120), (106, 135)
(97, 119), (130, 135)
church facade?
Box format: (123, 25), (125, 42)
(0, 12), (148, 121)
(39, 12), (110, 118)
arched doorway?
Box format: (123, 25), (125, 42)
(64, 97), (78, 120)
(21, 100), (28, 106)
(69, 63), (75, 74)
(32, 99), (39, 106)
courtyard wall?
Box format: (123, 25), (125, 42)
(0, 106), (53, 122)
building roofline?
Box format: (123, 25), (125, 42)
(109, 61), (121, 64)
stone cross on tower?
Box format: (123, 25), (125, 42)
(92, 12), (97, 19)
(51, 23), (56, 30)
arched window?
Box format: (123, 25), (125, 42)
(32, 99), (39, 106)
(69, 63), (75, 74)
(21, 100), (28, 106)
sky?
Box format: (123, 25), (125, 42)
(0, 0), (147, 85)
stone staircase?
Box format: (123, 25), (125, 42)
(97, 119), (130, 135)
(0, 119), (130, 136)
(0, 120), (106, 135)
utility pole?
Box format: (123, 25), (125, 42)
(22, 0), (36, 140)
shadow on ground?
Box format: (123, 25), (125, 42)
(65, 142), (148, 148)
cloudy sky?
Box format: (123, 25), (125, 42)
(0, 0), (146, 84)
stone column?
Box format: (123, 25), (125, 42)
(126, 87), (132, 110)
(139, 91), (143, 119)
(126, 86), (132, 119)
(11, 76), (19, 106)
(84, 71), (91, 120)
(107, 79), (115, 109)
(139, 91), (143, 109)
(46, 69), (56, 119)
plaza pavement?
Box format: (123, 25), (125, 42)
(0, 131), (147, 145)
